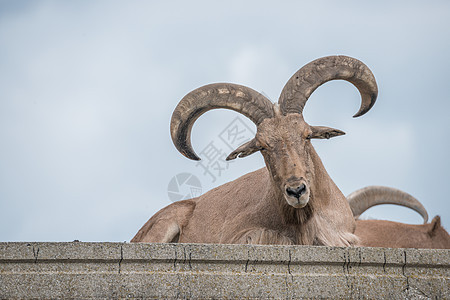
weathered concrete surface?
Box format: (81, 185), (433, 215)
(0, 242), (448, 299)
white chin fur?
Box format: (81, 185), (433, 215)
(285, 195), (309, 208)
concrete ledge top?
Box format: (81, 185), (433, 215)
(1, 242), (449, 266)
(1, 242), (449, 299)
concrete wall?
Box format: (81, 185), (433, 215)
(0, 242), (448, 299)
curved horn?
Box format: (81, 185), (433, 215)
(347, 186), (429, 223)
(171, 83), (274, 160)
(278, 55), (378, 117)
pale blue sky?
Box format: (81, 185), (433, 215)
(1, 0), (449, 241)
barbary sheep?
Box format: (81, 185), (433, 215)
(347, 186), (429, 223)
(355, 217), (450, 249)
(347, 186), (450, 249)
(132, 55), (378, 246)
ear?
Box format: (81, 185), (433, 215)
(309, 126), (346, 139)
(428, 215), (441, 237)
(226, 138), (260, 161)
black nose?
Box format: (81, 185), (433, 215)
(286, 184), (306, 199)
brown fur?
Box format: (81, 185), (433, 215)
(355, 216), (450, 249)
(132, 111), (358, 246)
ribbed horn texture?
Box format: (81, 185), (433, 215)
(170, 83), (274, 161)
(347, 186), (429, 223)
(278, 55), (378, 117)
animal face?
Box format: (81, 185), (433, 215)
(257, 113), (312, 208)
(227, 108), (345, 208)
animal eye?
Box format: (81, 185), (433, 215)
(256, 141), (269, 151)
(262, 143), (274, 151)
